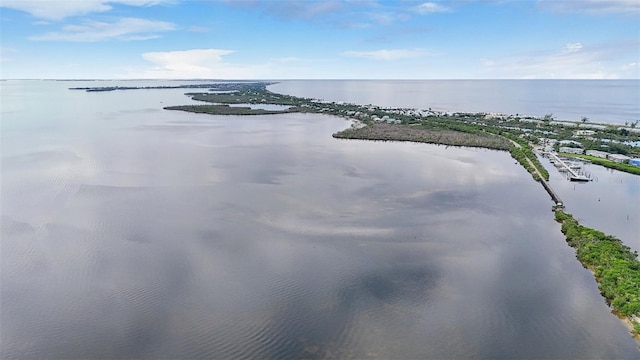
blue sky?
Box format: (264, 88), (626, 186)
(1, 0), (638, 79)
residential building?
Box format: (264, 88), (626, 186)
(574, 130), (595, 136)
(586, 150), (609, 159)
(607, 154), (631, 163)
(559, 147), (583, 154)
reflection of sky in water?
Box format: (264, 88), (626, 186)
(2, 81), (639, 359)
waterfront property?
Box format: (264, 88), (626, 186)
(574, 130), (596, 136)
(559, 147), (584, 154)
(586, 150), (609, 159)
(608, 153), (631, 163)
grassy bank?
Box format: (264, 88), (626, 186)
(502, 134), (550, 181)
(560, 153), (640, 176)
(554, 210), (640, 337)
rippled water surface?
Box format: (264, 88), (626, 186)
(2, 80), (639, 358)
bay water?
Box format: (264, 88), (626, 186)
(1, 80), (639, 358)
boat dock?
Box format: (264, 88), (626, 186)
(547, 152), (590, 182)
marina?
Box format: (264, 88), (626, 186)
(544, 151), (592, 182)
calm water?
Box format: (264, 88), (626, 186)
(539, 156), (640, 253)
(270, 80), (640, 125)
(2, 80), (639, 358)
(272, 80), (640, 251)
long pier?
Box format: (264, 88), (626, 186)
(539, 177), (563, 207)
(528, 149), (564, 209)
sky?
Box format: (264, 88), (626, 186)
(0, 0), (639, 79)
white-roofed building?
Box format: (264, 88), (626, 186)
(607, 154), (631, 163)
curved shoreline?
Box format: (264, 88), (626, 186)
(554, 211), (640, 339)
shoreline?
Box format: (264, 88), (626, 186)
(554, 211), (640, 339)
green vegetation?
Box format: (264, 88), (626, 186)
(560, 153), (640, 176)
(164, 104), (291, 116)
(502, 133), (550, 181)
(189, 89), (308, 106)
(509, 147), (542, 181)
(333, 123), (512, 150)
(555, 210), (640, 337)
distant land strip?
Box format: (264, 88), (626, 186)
(69, 82), (274, 92)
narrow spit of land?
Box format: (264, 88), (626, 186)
(165, 104), (289, 116)
(70, 82), (271, 92)
(555, 211), (640, 339)
(76, 82), (640, 339)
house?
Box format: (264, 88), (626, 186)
(586, 150), (609, 159)
(540, 138), (558, 146)
(559, 147), (583, 154)
(574, 130), (595, 136)
(607, 154), (631, 163)
(629, 159), (640, 167)
(559, 139), (582, 147)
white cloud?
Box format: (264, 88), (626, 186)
(619, 62), (640, 77)
(413, 2), (451, 14)
(29, 17), (175, 42)
(343, 48), (431, 61)
(134, 48), (258, 78)
(0, 0), (175, 20)
(367, 11), (410, 25)
(0, 47), (18, 63)
(479, 41), (633, 79)
(537, 0), (640, 15)
(143, 48), (234, 66)
(563, 42), (583, 53)
(122, 49), (339, 79)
